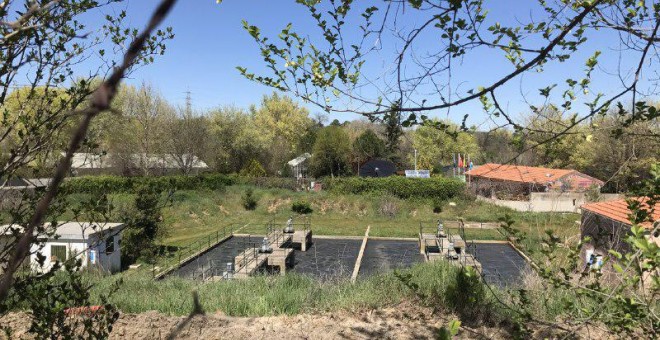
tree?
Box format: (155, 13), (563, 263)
(524, 105), (586, 168)
(108, 83), (172, 175)
(0, 1), (176, 337)
(310, 126), (351, 177)
(164, 99), (210, 175)
(251, 93), (313, 173)
(382, 107), (403, 160)
(410, 120), (479, 173)
(240, 0), (660, 176)
(207, 105), (267, 173)
(570, 111), (660, 192)
(121, 184), (169, 265)
(0, 87), (75, 176)
(474, 129), (537, 165)
(239, 159), (267, 178)
(352, 129), (386, 165)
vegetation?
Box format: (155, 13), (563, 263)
(1, 0), (659, 338)
(62, 174), (235, 194)
(291, 201), (313, 214)
(310, 126), (351, 177)
(81, 261), (489, 318)
(410, 120), (479, 173)
(120, 185), (170, 265)
(325, 176), (465, 200)
(241, 188), (258, 211)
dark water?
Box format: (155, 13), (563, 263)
(174, 236), (261, 279)
(468, 243), (529, 287)
(290, 238), (362, 280)
(171, 236), (528, 286)
(358, 239), (424, 278)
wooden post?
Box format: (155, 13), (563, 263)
(351, 226), (370, 283)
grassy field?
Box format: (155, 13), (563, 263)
(3, 184), (580, 260)
(82, 261), (499, 318)
(149, 186), (580, 247)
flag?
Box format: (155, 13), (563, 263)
(458, 154), (463, 168)
(452, 153), (457, 168)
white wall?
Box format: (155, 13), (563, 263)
(30, 232), (122, 273)
(476, 193), (623, 213)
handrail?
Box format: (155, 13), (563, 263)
(152, 223), (235, 279)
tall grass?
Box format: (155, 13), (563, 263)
(85, 261), (476, 317)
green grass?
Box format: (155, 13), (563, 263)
(2, 185), (580, 261)
(150, 186), (579, 247)
(86, 261), (484, 317)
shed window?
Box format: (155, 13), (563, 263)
(105, 236), (115, 254)
(51, 245), (67, 262)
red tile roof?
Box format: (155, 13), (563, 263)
(466, 163), (599, 185)
(581, 198), (660, 228)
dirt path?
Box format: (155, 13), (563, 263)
(1, 303), (510, 339)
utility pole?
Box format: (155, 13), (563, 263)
(414, 149), (418, 175)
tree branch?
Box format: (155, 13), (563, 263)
(0, 0), (178, 301)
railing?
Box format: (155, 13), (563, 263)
(152, 224), (235, 279)
(265, 216), (311, 233)
(235, 246), (262, 274)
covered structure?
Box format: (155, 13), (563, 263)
(0, 222), (125, 274)
(287, 153), (311, 179)
(68, 152), (208, 176)
(359, 159), (397, 177)
(467, 163), (605, 212)
(580, 198), (659, 272)
(468, 163), (603, 198)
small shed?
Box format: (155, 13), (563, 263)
(580, 198), (659, 271)
(288, 153), (311, 179)
(359, 159), (397, 177)
(1, 222), (125, 274)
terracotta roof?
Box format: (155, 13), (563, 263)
(466, 163), (590, 185)
(581, 198), (660, 228)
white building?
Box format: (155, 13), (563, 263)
(67, 152), (208, 176)
(1, 222), (125, 274)
(287, 153), (311, 179)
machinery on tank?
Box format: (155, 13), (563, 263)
(419, 220), (482, 271)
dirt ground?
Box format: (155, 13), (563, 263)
(1, 303), (512, 339)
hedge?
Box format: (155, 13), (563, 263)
(62, 174), (237, 194)
(324, 176), (465, 200)
(236, 177), (299, 191)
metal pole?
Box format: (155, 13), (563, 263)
(414, 149), (418, 173)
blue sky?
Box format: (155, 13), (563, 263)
(74, 1), (655, 127)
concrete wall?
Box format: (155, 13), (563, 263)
(476, 192), (623, 213)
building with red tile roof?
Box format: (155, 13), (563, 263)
(580, 197), (659, 272)
(467, 163), (607, 213)
(581, 198), (660, 229)
(467, 163), (603, 192)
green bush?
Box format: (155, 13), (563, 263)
(242, 188), (258, 210)
(239, 159), (267, 178)
(239, 177), (298, 190)
(324, 176), (465, 200)
(291, 201), (313, 214)
(62, 174), (236, 194)
(432, 198), (444, 214)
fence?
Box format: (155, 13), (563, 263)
(152, 224), (236, 279)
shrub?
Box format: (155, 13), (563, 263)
(432, 198), (444, 214)
(239, 159), (267, 178)
(239, 177), (298, 190)
(291, 201), (313, 214)
(378, 197), (399, 219)
(242, 188), (258, 210)
(63, 174), (236, 194)
(325, 176), (464, 200)
(121, 185), (168, 266)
